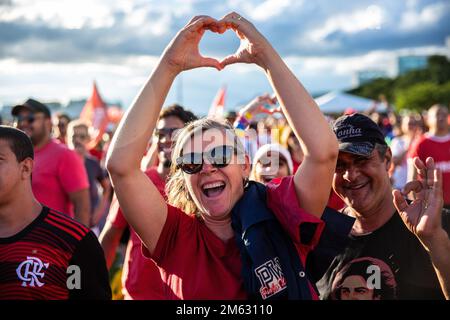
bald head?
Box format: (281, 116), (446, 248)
(428, 104), (449, 135)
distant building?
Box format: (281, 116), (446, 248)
(353, 69), (388, 86)
(397, 55), (428, 75)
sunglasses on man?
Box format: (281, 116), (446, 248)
(176, 145), (241, 174)
(15, 114), (41, 124)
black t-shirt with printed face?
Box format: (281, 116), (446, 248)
(317, 209), (450, 300)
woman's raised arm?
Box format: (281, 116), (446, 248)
(106, 16), (222, 254)
(220, 12), (338, 217)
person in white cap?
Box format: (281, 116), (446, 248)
(251, 143), (293, 184)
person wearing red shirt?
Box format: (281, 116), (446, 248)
(0, 126), (111, 300)
(12, 99), (90, 226)
(408, 104), (450, 208)
(107, 14), (350, 300)
(54, 113), (71, 145)
(99, 105), (196, 299)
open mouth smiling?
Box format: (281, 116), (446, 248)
(201, 180), (226, 198)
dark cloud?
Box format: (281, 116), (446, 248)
(0, 0), (448, 63)
(247, 0), (450, 57)
(0, 0), (13, 6)
(320, 21), (450, 56)
(0, 20), (172, 62)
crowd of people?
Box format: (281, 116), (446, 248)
(0, 13), (449, 301)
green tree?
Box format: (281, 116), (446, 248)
(348, 78), (395, 101)
(348, 55), (450, 112)
(395, 69), (430, 90)
(427, 55), (450, 84)
(395, 82), (450, 112)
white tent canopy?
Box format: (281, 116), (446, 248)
(315, 91), (386, 114)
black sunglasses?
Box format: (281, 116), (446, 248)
(176, 145), (239, 174)
(15, 114), (36, 124)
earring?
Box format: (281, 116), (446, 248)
(243, 177), (249, 189)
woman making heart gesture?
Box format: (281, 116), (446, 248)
(106, 13), (353, 300)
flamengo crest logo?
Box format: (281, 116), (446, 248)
(255, 257), (287, 299)
(16, 256), (49, 287)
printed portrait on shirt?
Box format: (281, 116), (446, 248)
(330, 257), (397, 300)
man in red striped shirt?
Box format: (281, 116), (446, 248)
(0, 126), (111, 300)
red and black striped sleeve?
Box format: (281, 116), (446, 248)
(68, 231), (112, 300)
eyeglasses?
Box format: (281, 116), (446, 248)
(155, 128), (179, 138)
(176, 145), (238, 174)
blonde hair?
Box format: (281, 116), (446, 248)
(165, 117), (245, 216)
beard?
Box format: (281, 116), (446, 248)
(31, 130), (47, 146)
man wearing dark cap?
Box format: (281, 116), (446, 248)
(317, 113), (450, 300)
(11, 99), (52, 144)
(12, 99), (90, 226)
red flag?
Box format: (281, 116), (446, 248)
(107, 105), (123, 124)
(80, 81), (109, 149)
(208, 86), (226, 118)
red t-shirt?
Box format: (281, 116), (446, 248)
(33, 139), (89, 218)
(327, 190), (346, 211)
(108, 167), (167, 300)
(408, 133), (450, 205)
(143, 176), (325, 300)
(290, 160), (343, 210)
(292, 158), (301, 174)
(0, 207), (111, 300)
(89, 148), (104, 162)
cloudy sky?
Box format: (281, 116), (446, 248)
(0, 0), (449, 115)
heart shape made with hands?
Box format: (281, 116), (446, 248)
(188, 17), (251, 70)
(259, 104), (282, 116)
(255, 96), (282, 116)
(198, 28), (240, 66)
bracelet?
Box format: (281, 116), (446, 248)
(234, 112), (253, 130)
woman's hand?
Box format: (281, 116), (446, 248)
(160, 13), (275, 73)
(218, 12), (275, 70)
(161, 15), (224, 74)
